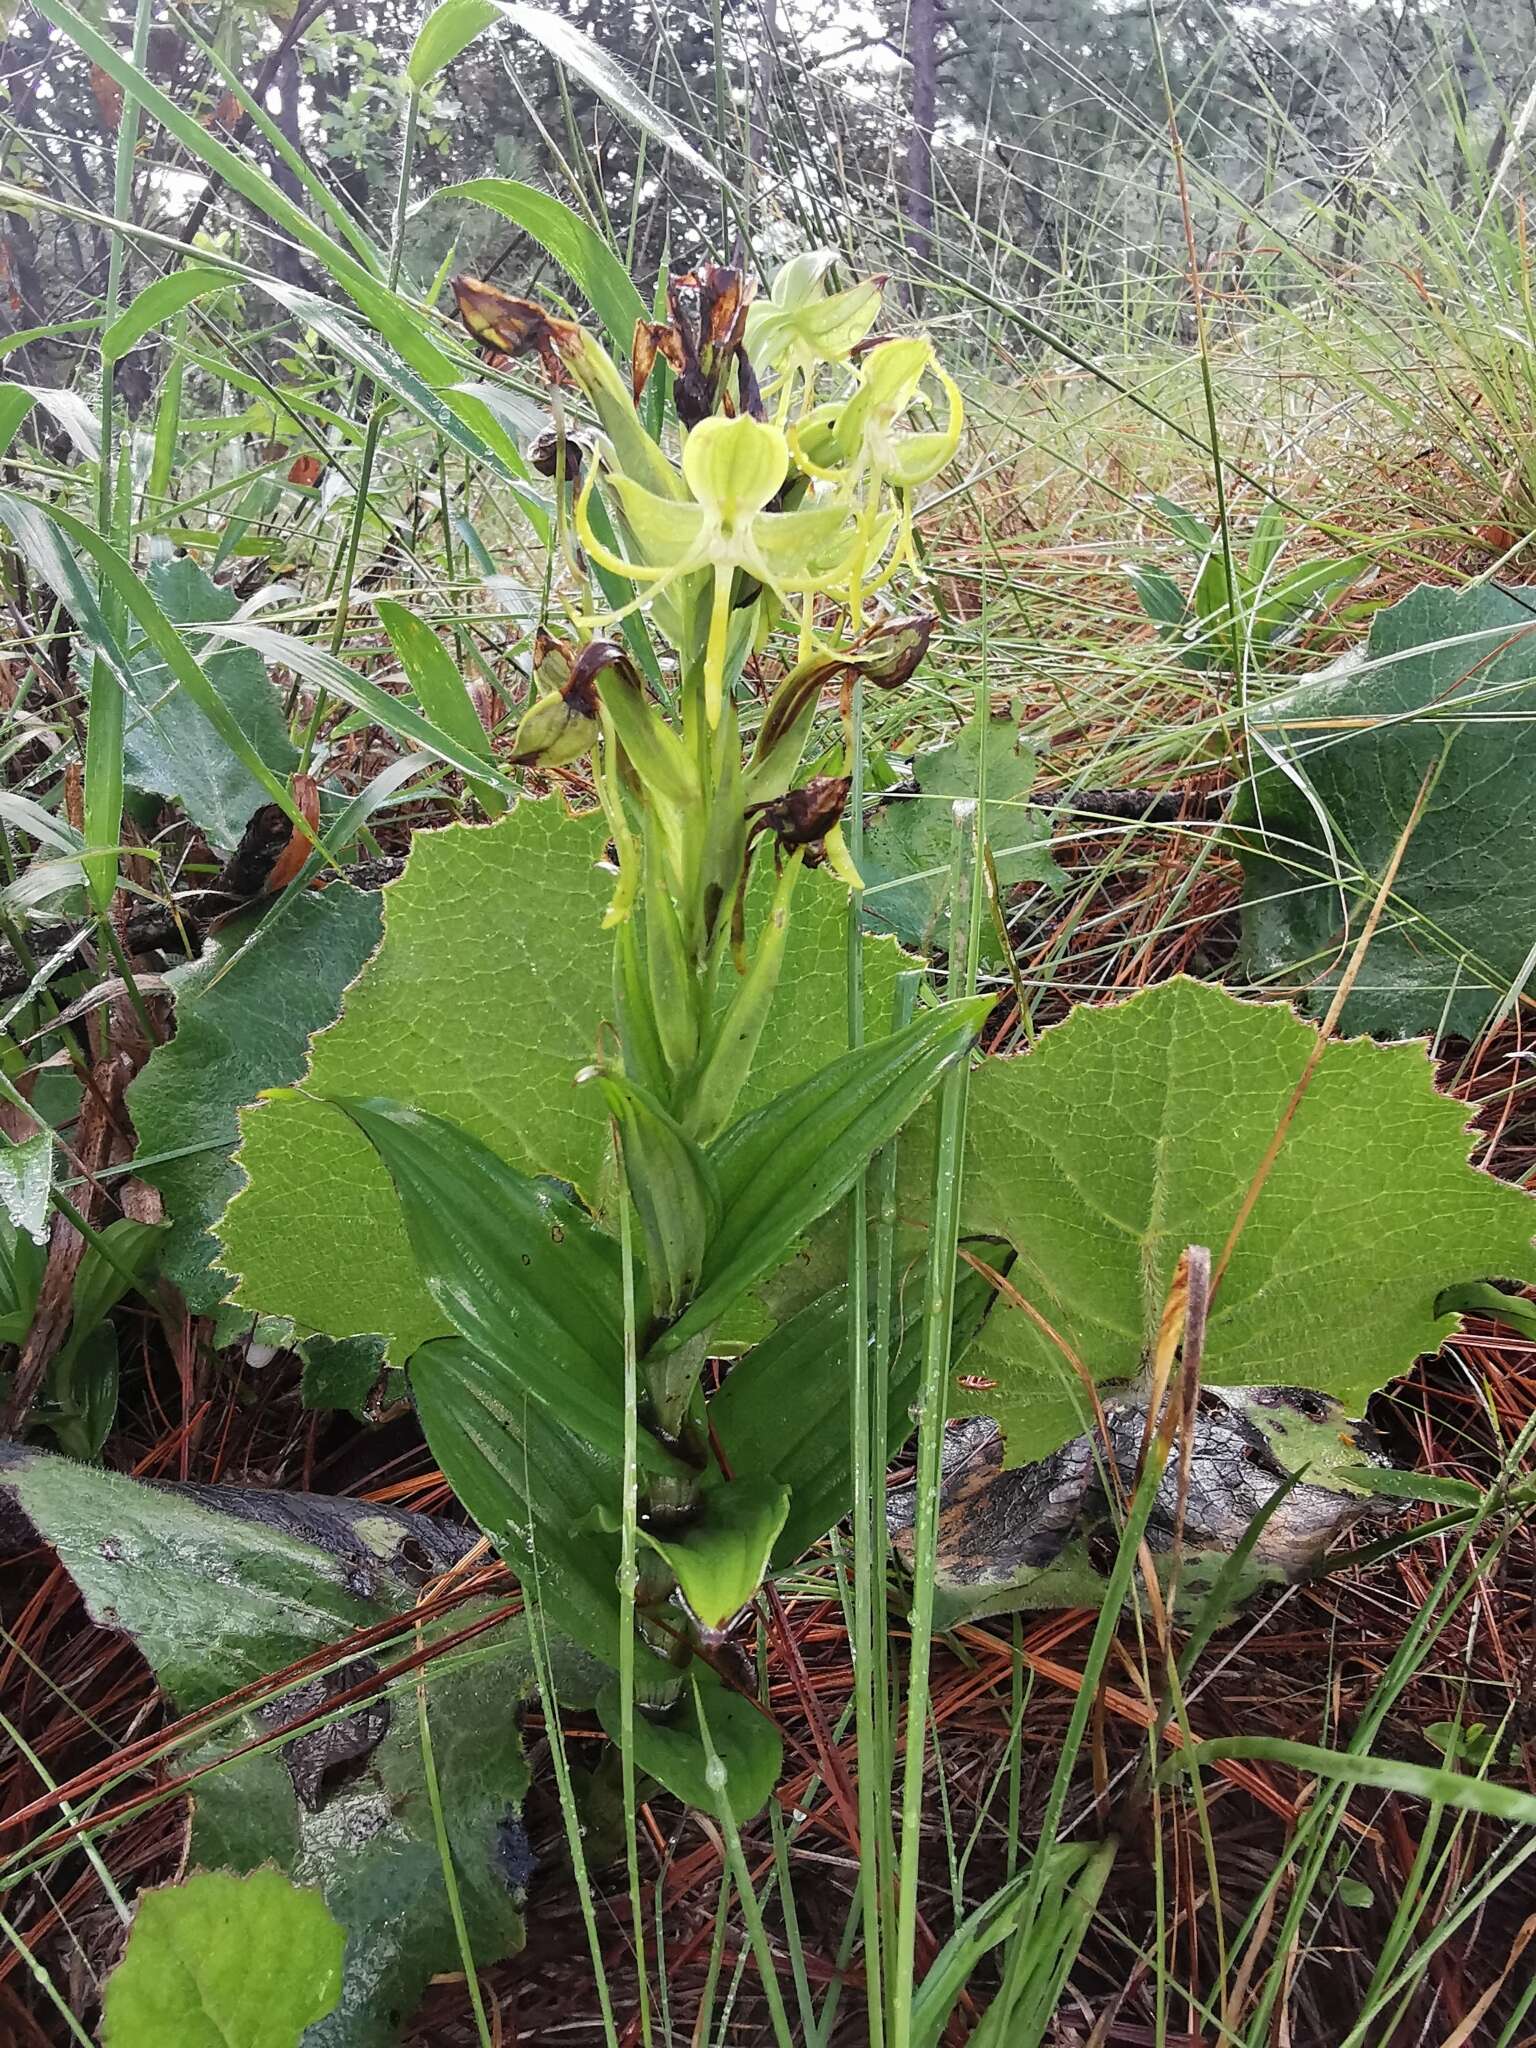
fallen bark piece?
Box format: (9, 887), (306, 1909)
(887, 1386), (1393, 1629)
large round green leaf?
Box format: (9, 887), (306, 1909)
(952, 977), (1536, 1466)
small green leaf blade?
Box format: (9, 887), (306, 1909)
(595, 1672), (782, 1823)
(657, 994), (990, 1354)
(374, 598), (499, 813)
(101, 1869), (343, 2048)
(102, 267), (233, 365)
(0, 1127), (52, 1246)
(407, 0), (500, 84)
(861, 712), (1062, 955)
(1125, 562), (1186, 629)
(639, 1476), (789, 1630)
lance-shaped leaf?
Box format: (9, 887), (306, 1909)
(945, 977), (1536, 1468)
(638, 1473), (790, 1632)
(651, 994), (991, 1356)
(686, 853), (801, 1144)
(376, 597), (501, 813)
(597, 1073), (720, 1319)
(408, 1336), (660, 1676)
(711, 1260), (1000, 1569)
(325, 1097), (683, 1475)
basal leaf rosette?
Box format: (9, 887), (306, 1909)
(947, 978), (1536, 1467)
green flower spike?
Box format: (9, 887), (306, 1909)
(744, 251), (886, 418)
(577, 412), (866, 727)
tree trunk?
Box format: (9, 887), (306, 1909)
(904, 0), (939, 304)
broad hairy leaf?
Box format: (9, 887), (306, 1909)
(127, 889), (383, 1311)
(101, 1869), (344, 2048)
(0, 1443), (392, 1701)
(221, 804), (907, 1359)
(0, 1445), (598, 2048)
(1237, 582), (1536, 1036)
(327, 1096), (681, 1475)
(949, 976), (1536, 1467)
(189, 1601), (549, 2048)
(861, 711), (1062, 954)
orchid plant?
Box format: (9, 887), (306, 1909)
(332, 257), (977, 1798)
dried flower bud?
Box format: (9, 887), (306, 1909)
(452, 276), (579, 380)
(634, 263), (761, 427)
(631, 319), (687, 405)
(528, 426), (594, 485)
(749, 774), (852, 852)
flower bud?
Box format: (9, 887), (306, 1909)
(510, 629), (601, 767)
(849, 612), (937, 688)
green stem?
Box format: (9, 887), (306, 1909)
(890, 720), (988, 2048)
(844, 672), (888, 2048)
(615, 1142), (654, 2047)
